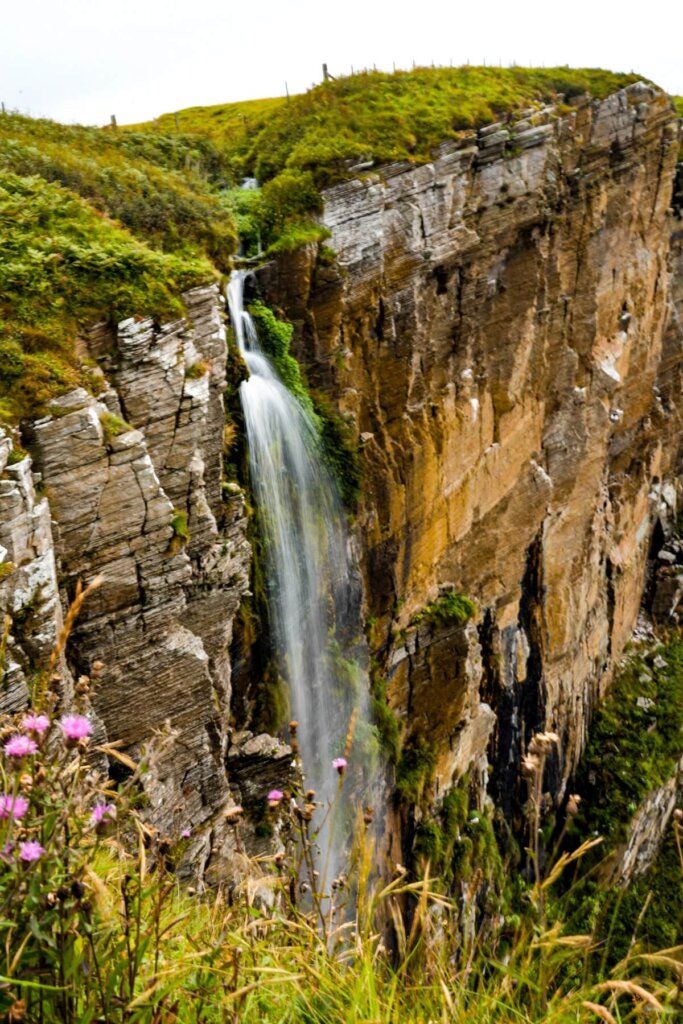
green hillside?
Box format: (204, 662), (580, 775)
(130, 66), (646, 187)
(0, 113), (237, 422)
(0, 66), (658, 422)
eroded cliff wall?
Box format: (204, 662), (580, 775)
(258, 84), (683, 816)
(1, 285), (251, 870)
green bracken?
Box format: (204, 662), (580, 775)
(0, 113), (237, 264)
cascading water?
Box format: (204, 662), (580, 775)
(227, 270), (369, 872)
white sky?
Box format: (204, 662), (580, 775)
(1, 0), (681, 126)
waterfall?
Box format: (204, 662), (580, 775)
(227, 271), (368, 863)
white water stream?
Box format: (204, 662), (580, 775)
(227, 271), (362, 850)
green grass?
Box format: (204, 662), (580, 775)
(133, 66), (648, 191)
(126, 94), (289, 145)
(0, 111), (239, 423)
(0, 172), (214, 422)
(673, 96), (683, 116)
(561, 635), (683, 965)
(412, 591), (477, 628)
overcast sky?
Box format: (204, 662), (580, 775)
(1, 0), (681, 126)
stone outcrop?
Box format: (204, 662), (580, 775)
(1, 285), (252, 864)
(610, 753), (683, 886)
(0, 432), (68, 712)
(257, 84), (683, 822)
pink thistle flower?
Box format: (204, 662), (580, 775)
(90, 802), (116, 827)
(0, 795), (29, 820)
(1, 842), (14, 862)
(59, 715), (92, 742)
(4, 735), (38, 758)
(332, 757), (347, 774)
(267, 789), (283, 808)
(181, 828), (192, 838)
(19, 840), (44, 862)
(23, 714), (50, 735)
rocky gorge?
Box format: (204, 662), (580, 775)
(1, 78), (682, 898)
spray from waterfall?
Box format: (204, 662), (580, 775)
(227, 271), (372, 875)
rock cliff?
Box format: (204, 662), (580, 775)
(257, 83), (683, 829)
(1, 285), (251, 869)
(1, 82), (682, 882)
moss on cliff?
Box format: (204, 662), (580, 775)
(412, 591), (476, 628)
(246, 301), (361, 508)
(572, 637), (683, 846)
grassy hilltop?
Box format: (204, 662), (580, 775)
(0, 66), (667, 422)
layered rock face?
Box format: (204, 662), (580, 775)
(258, 85), (682, 816)
(1, 285), (251, 866)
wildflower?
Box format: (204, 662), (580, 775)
(23, 714), (50, 735)
(59, 715), (92, 742)
(332, 756), (347, 774)
(4, 735), (38, 758)
(0, 795), (29, 820)
(224, 805), (243, 824)
(267, 789), (283, 808)
(19, 840), (44, 862)
(181, 828), (192, 838)
(90, 802), (116, 827)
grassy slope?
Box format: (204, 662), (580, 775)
(0, 67), (659, 422)
(0, 113), (237, 421)
(563, 636), (683, 962)
(129, 66), (647, 187)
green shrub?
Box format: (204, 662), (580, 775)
(99, 411), (133, 441)
(0, 114), (237, 267)
(170, 508), (190, 547)
(412, 591), (476, 628)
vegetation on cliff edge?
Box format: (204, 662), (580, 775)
(0, 172), (213, 421)
(0, 111), (240, 423)
(132, 66), (648, 191)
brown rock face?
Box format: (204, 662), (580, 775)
(258, 85), (683, 811)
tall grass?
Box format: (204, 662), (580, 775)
(0, 587), (681, 1021)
